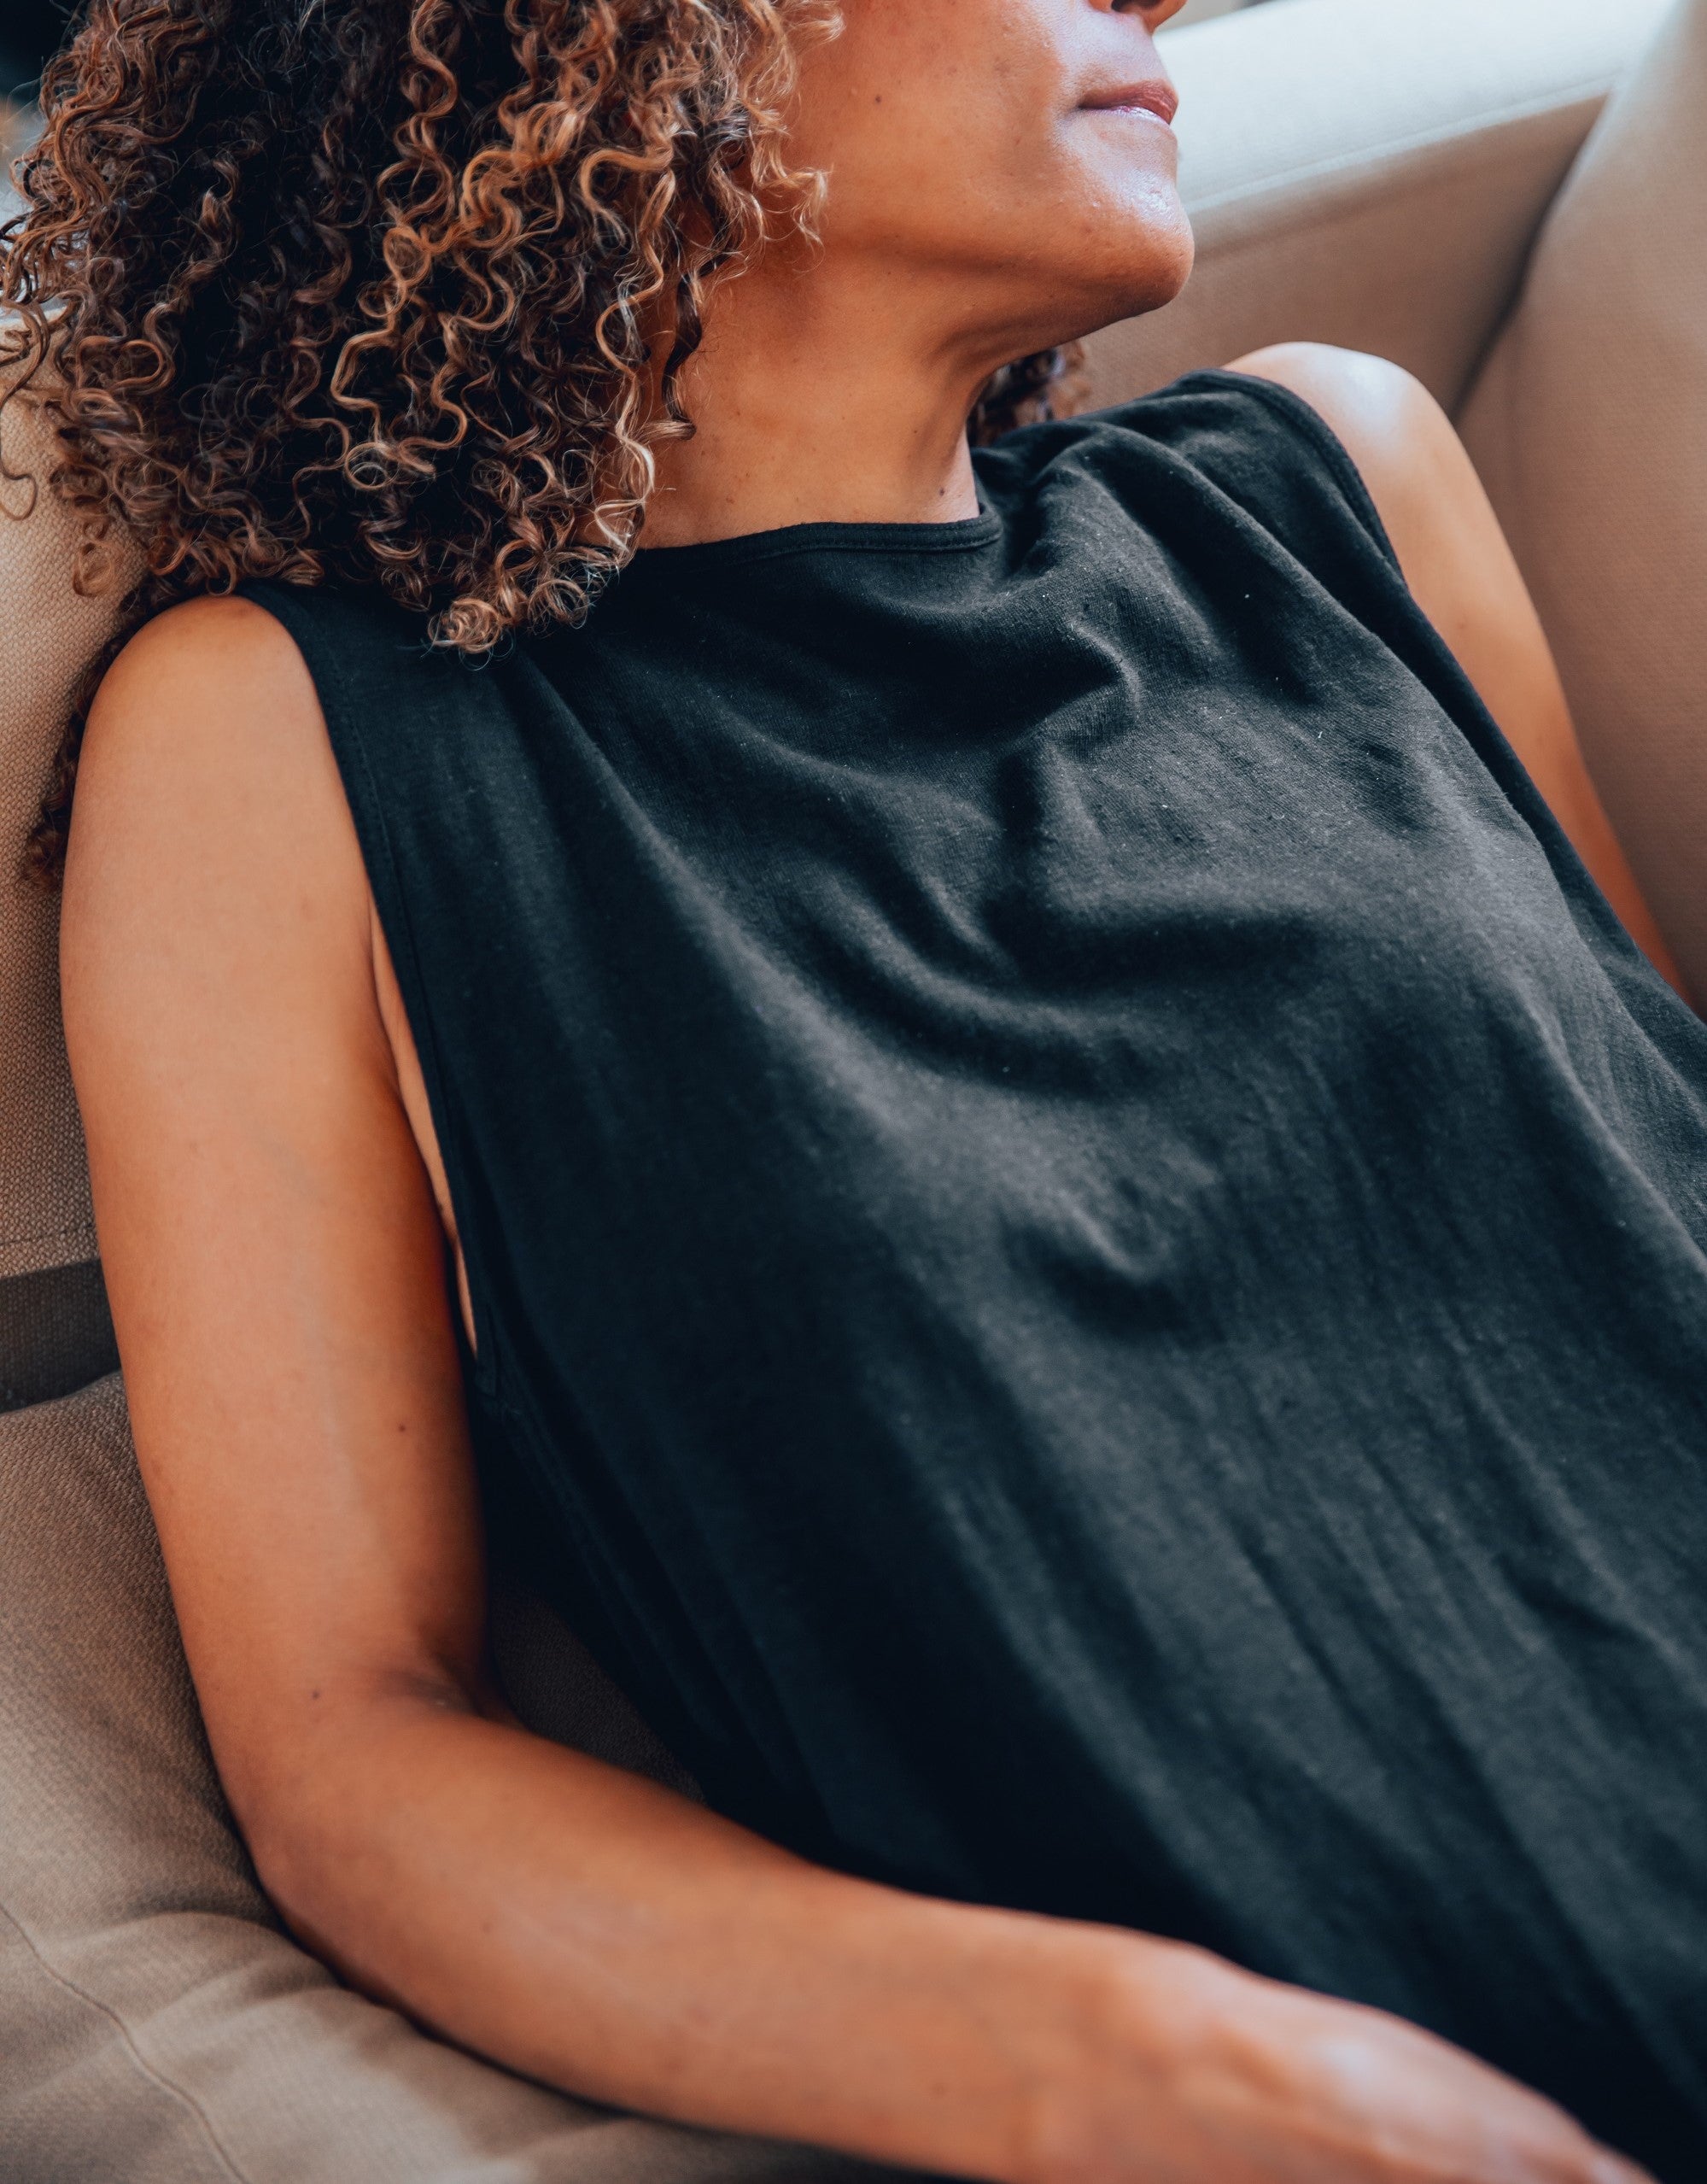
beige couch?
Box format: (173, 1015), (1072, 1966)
(4, 0), (1704, 2174)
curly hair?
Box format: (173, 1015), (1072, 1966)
(2, 0), (1079, 880)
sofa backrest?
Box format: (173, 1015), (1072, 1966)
(0, 368), (129, 1408)
(1460, 0), (1707, 999)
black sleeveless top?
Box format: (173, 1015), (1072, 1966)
(245, 372), (1707, 2176)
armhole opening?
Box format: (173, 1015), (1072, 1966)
(237, 581), (504, 1407)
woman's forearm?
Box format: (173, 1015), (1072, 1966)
(243, 1690), (1125, 2182)
(241, 1693), (1651, 2184)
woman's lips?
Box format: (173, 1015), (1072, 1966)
(1079, 82), (1180, 127)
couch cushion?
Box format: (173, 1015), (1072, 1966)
(0, 1375), (870, 2184)
(0, 354), (127, 1403)
(0, 366), (133, 1303)
(1460, 0), (1707, 1000)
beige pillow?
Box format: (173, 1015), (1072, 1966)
(0, 1376), (871, 2184)
(0, 365), (130, 1407)
(0, 374), (130, 1297)
(1461, 0), (1707, 998)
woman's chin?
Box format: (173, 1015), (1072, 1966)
(1058, 219), (1197, 348)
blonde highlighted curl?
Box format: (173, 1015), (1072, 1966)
(2, 0), (1076, 878)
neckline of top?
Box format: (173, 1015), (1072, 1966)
(617, 506), (1005, 577)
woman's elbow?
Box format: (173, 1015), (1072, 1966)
(217, 1671), (482, 1988)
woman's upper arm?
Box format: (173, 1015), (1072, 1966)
(1225, 343), (1688, 1001)
(61, 594), (488, 1857)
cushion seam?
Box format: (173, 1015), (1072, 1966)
(0, 1222), (97, 1248)
(1185, 76), (1614, 217)
(1189, 130), (1599, 265)
(0, 1896), (251, 2184)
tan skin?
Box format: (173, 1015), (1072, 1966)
(61, 3), (1682, 2180)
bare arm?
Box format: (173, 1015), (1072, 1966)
(61, 595), (1647, 2184)
(1229, 343), (1690, 1004)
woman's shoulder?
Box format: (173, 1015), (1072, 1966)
(1221, 343), (1481, 588)
(68, 590), (373, 1059)
(1056, 343), (1553, 743)
(1195, 348), (1687, 993)
(1160, 343), (1540, 666)
(94, 581), (435, 728)
(95, 589), (316, 729)
(81, 588), (324, 823)
(978, 348), (1411, 588)
(79, 580), (443, 887)
(1221, 345), (1563, 756)
(80, 591), (341, 882)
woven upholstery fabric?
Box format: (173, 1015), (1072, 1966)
(0, 1375), (870, 2184)
(0, 362), (135, 1284)
(0, 1259), (117, 1411)
(1087, 0), (1669, 414)
(1461, 0), (1707, 1000)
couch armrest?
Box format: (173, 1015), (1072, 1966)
(1084, 0), (1673, 415)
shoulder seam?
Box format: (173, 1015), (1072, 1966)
(1190, 368), (1406, 579)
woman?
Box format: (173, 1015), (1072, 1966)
(7, 0), (1704, 2177)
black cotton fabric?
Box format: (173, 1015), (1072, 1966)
(244, 371), (1707, 2176)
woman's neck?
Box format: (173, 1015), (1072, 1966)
(639, 261), (999, 548)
